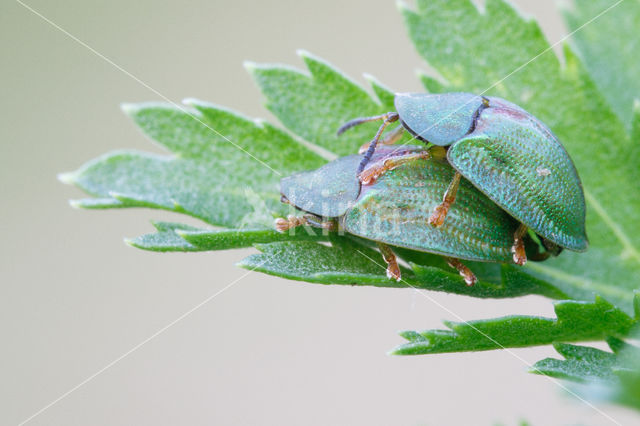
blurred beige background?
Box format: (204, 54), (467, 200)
(1, 0), (637, 425)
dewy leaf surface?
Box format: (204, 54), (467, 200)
(401, 0), (640, 312)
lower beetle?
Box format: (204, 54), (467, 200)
(337, 93), (587, 266)
(275, 146), (552, 284)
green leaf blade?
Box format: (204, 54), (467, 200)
(127, 222), (201, 252)
(401, 0), (640, 313)
(63, 100), (330, 228)
(532, 343), (618, 383)
(392, 297), (636, 355)
(532, 334), (640, 409)
(247, 51), (387, 157)
(563, 0), (640, 128)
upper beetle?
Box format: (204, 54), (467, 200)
(337, 92), (588, 265)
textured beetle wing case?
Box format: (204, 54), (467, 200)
(280, 154), (361, 218)
(448, 105), (588, 251)
(394, 92), (484, 146)
(342, 155), (519, 262)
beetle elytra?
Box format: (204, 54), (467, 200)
(337, 92), (587, 266)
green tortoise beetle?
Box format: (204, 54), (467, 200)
(275, 145), (554, 285)
(337, 92), (588, 266)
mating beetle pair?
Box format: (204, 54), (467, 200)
(276, 93), (587, 284)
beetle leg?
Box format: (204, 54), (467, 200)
(527, 236), (563, 261)
(511, 223), (528, 265)
(359, 150), (430, 185)
(275, 215), (308, 232)
(445, 258), (478, 286)
(356, 113), (400, 175)
(304, 215), (338, 231)
(358, 125), (405, 154)
(377, 242), (401, 281)
(274, 215), (336, 232)
(429, 171), (462, 227)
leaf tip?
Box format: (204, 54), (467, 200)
(108, 191), (125, 201)
(243, 60), (258, 72)
(119, 102), (140, 116)
(296, 49), (328, 71)
(123, 237), (137, 248)
(528, 364), (545, 375)
(68, 199), (83, 209)
(362, 72), (375, 82)
(57, 171), (76, 185)
(396, 0), (410, 13)
(235, 257), (253, 270)
(295, 48), (312, 59)
(150, 220), (168, 231)
(398, 329), (421, 340)
(557, 0), (575, 16)
(362, 73), (391, 91)
(174, 228), (200, 241)
(181, 97), (198, 107)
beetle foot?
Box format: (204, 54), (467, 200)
(274, 215), (308, 232)
(511, 239), (527, 265)
(511, 224), (528, 265)
(446, 258), (477, 286)
(429, 203), (450, 227)
(386, 264), (401, 282)
(377, 242), (402, 282)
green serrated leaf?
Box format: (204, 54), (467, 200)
(563, 0), (640, 128)
(533, 341), (623, 383)
(129, 222), (332, 253)
(178, 227), (329, 250)
(401, 0), (640, 313)
(238, 238), (572, 299)
(127, 222), (201, 252)
(238, 239), (402, 285)
(62, 101), (325, 228)
(246, 50), (386, 157)
(61, 0), (640, 362)
(363, 73), (396, 110)
(417, 71), (447, 94)
(533, 335), (640, 410)
(397, 248), (569, 299)
(392, 297), (636, 355)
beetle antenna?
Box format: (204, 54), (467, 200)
(336, 113), (393, 136)
(356, 113), (399, 174)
